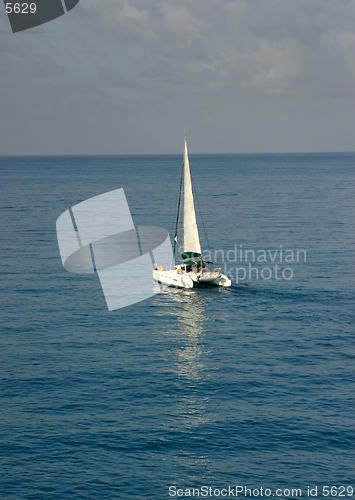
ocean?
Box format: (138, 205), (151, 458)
(1, 153), (354, 499)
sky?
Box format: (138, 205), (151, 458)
(0, 0), (354, 154)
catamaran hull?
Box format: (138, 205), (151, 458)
(198, 274), (231, 287)
(153, 270), (231, 289)
(153, 270), (194, 288)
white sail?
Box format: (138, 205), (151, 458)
(183, 135), (201, 255)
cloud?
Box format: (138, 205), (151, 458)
(253, 42), (299, 84)
(77, 0), (355, 91)
(0, 0), (354, 153)
(161, 3), (207, 36)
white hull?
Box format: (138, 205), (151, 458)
(198, 272), (231, 287)
(153, 269), (231, 289)
(153, 269), (194, 288)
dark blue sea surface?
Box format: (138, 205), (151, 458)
(1, 153), (354, 499)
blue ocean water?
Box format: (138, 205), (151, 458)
(1, 153), (354, 500)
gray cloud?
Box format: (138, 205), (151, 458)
(0, 0), (354, 153)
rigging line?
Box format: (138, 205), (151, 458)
(170, 160), (182, 244)
(172, 159), (184, 261)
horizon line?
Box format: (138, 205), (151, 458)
(1, 151), (354, 158)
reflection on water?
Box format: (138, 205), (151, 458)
(172, 290), (209, 382)
(160, 289), (214, 476)
(155, 288), (213, 433)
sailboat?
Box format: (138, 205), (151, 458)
(153, 135), (232, 289)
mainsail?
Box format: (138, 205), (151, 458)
(183, 135), (202, 255)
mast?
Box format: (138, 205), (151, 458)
(172, 161), (183, 260)
(183, 135), (202, 255)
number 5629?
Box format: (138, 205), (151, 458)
(5, 3), (37, 14)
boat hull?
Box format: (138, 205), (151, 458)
(153, 270), (194, 288)
(198, 273), (231, 287)
(153, 270), (231, 289)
